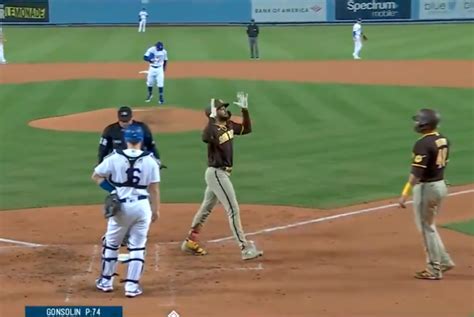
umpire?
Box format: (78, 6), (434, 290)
(246, 19), (260, 59)
(98, 106), (164, 166)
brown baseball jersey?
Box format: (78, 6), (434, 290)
(411, 132), (449, 182)
(202, 109), (252, 169)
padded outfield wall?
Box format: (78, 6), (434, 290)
(0, 0), (473, 24)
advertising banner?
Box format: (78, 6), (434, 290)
(0, 0), (49, 22)
(251, 0), (327, 22)
(335, 0), (411, 20)
(419, 0), (474, 19)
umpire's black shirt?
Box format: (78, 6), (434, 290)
(98, 120), (159, 163)
(247, 23), (259, 38)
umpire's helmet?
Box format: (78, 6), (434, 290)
(124, 124), (144, 144)
(156, 41), (164, 51)
(412, 108), (440, 133)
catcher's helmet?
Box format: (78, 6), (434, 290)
(124, 124), (144, 144)
(156, 41), (164, 51)
(412, 108), (440, 133)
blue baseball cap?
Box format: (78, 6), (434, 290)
(155, 41), (164, 51)
(124, 124), (144, 143)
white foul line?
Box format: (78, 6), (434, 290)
(65, 244), (99, 303)
(87, 245), (99, 273)
(208, 189), (474, 243)
(0, 238), (44, 247)
(154, 244), (160, 272)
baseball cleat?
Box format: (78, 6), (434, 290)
(95, 278), (114, 292)
(241, 241), (263, 261)
(125, 286), (143, 298)
(181, 238), (208, 256)
(145, 94), (153, 102)
(414, 269), (442, 280)
(441, 263), (455, 273)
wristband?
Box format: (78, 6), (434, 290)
(401, 182), (412, 196)
(100, 179), (115, 193)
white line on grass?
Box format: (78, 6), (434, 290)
(208, 189), (474, 243)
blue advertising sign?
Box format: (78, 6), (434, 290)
(336, 0), (412, 20)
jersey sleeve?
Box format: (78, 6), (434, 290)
(231, 121), (244, 135)
(149, 158), (161, 184)
(142, 123), (160, 159)
(94, 155), (112, 177)
(98, 126), (113, 163)
(411, 140), (429, 177)
(144, 47), (154, 60)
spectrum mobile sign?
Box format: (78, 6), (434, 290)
(336, 0), (412, 20)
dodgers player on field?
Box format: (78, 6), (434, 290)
(92, 124), (161, 298)
(352, 18), (363, 60)
(143, 41), (168, 104)
(138, 8), (148, 33)
(0, 29), (7, 64)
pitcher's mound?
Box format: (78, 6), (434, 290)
(29, 107), (221, 133)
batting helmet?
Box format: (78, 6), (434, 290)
(412, 108), (440, 133)
(204, 99), (230, 118)
(156, 41), (164, 51)
(124, 124), (144, 144)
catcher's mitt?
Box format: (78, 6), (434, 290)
(363, 34), (368, 41)
(104, 193), (121, 218)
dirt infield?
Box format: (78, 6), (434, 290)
(1, 60), (473, 316)
(1, 60), (473, 88)
(0, 186), (473, 317)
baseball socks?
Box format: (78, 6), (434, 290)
(145, 86), (153, 102)
(158, 87), (164, 104)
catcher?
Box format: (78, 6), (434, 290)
(180, 92), (263, 261)
(92, 124), (160, 297)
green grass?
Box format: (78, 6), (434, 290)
(0, 79), (473, 210)
(2, 24), (474, 62)
(443, 219), (474, 236)
(0, 24), (473, 210)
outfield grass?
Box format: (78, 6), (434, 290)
(0, 24), (473, 210)
(443, 219), (474, 236)
(0, 78), (473, 210)
(2, 24), (474, 62)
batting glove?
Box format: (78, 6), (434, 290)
(233, 91), (248, 109)
(209, 98), (217, 118)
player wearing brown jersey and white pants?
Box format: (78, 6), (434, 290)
(399, 109), (455, 280)
(181, 92), (263, 260)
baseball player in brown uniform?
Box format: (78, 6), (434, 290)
(181, 92), (263, 260)
(399, 108), (455, 280)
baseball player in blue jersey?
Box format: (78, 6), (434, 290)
(143, 41), (168, 104)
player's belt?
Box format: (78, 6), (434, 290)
(217, 166), (233, 173)
(119, 195), (148, 203)
(150, 65), (161, 68)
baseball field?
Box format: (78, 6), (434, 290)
(0, 24), (473, 317)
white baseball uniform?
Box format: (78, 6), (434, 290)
(0, 33), (6, 64)
(94, 149), (160, 294)
(352, 22), (363, 59)
(138, 10), (148, 33)
(144, 46), (168, 88)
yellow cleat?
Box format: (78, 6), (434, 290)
(181, 239), (208, 256)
